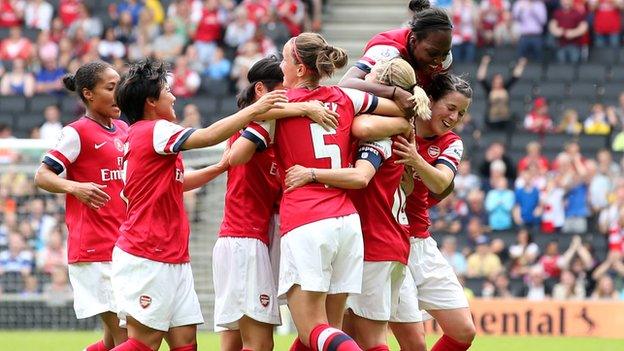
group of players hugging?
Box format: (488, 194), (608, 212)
(35, 1), (478, 350)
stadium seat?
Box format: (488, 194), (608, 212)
(510, 81), (535, 99)
(544, 64), (578, 83)
(22, 27), (41, 41)
(534, 82), (566, 100)
(578, 134), (610, 152)
(578, 64), (607, 83)
(598, 82), (624, 99)
(559, 99), (591, 116)
(589, 47), (620, 65)
(608, 65), (624, 82)
(16, 112), (44, 136)
(0, 95), (27, 114)
(567, 82), (598, 100)
(510, 131), (541, 152)
(28, 95), (60, 114)
(0, 272), (25, 294)
(541, 133), (575, 151)
(521, 63), (545, 82)
(1, 60), (13, 71)
(465, 277), (487, 297)
(489, 46), (517, 64)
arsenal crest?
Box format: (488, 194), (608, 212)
(259, 294), (270, 307)
(428, 145), (440, 158)
(140, 295), (152, 309)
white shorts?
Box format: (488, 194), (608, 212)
(407, 237), (469, 311)
(278, 214), (364, 297)
(111, 247), (204, 332)
(391, 269), (428, 323)
(68, 262), (117, 319)
(213, 237), (281, 330)
(347, 261), (406, 321)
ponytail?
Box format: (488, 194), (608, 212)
(291, 33), (349, 80)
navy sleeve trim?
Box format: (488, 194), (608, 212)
(365, 95), (379, 114)
(241, 130), (267, 151)
(42, 156), (64, 175)
(174, 128), (197, 152)
(355, 62), (371, 73)
(357, 146), (383, 170)
(434, 159), (457, 175)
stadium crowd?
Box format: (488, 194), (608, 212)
(1, 0), (624, 315)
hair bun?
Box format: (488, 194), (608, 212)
(62, 74), (77, 92)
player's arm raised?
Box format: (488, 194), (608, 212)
(181, 90), (287, 150)
(254, 101), (340, 131)
(393, 134), (454, 195)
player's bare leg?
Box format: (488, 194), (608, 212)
(349, 313), (389, 350)
(113, 316), (166, 351)
(389, 322), (427, 351)
(100, 311), (128, 348)
(325, 293), (348, 328)
(238, 315), (274, 351)
(287, 285), (362, 350)
(165, 324), (198, 350)
(342, 310), (355, 337)
(218, 330), (242, 351)
(427, 308), (475, 350)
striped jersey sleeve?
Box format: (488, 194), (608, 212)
(340, 88), (379, 115)
(241, 120), (275, 151)
(356, 45), (401, 73)
(434, 139), (463, 174)
(42, 126), (81, 177)
(152, 120), (196, 155)
(357, 138), (392, 170)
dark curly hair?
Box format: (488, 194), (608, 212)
(62, 61), (113, 104)
(115, 58), (169, 124)
(409, 6), (453, 41)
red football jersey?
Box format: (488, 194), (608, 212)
(43, 117), (128, 263)
(356, 28), (452, 89)
(406, 132), (463, 239)
(274, 86), (378, 234)
(117, 120), (196, 264)
(219, 121), (282, 245)
(350, 137), (410, 264)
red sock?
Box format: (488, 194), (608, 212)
(171, 344), (197, 351)
(309, 324), (362, 351)
(366, 346), (390, 351)
(85, 340), (109, 351)
(431, 335), (471, 351)
(110, 338), (153, 351)
(290, 338), (313, 351)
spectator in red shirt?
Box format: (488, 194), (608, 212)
(0, 0), (23, 28)
(518, 141), (550, 173)
(170, 56), (201, 98)
(277, 0), (304, 36)
(242, 0), (269, 26)
(0, 26), (33, 61)
(194, 0), (226, 67)
(59, 0), (81, 28)
(524, 97), (553, 134)
(549, 0), (588, 63)
(539, 240), (563, 278)
(590, 0), (623, 47)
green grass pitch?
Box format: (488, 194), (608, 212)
(1, 331), (623, 351)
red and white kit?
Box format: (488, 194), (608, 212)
(213, 120), (283, 331)
(346, 137), (411, 321)
(112, 119), (203, 332)
(395, 132), (468, 323)
(43, 117), (128, 319)
(275, 86), (377, 297)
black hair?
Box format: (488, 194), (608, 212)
(409, 7), (453, 41)
(115, 58), (169, 124)
(62, 61), (113, 104)
(236, 56), (283, 108)
(409, 0), (431, 13)
(428, 73), (472, 102)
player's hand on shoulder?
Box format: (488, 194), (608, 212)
(70, 182), (110, 210)
(249, 90), (288, 115)
(305, 100), (339, 131)
(284, 165), (313, 193)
